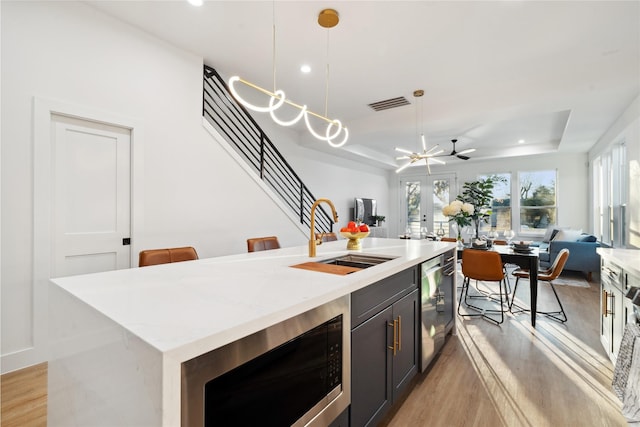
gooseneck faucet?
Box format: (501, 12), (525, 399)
(309, 198), (339, 257)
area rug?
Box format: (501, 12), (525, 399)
(550, 274), (591, 287)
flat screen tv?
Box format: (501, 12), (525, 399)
(354, 198), (377, 226)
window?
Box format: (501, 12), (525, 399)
(592, 142), (627, 247)
(478, 173), (511, 233)
(519, 170), (557, 234)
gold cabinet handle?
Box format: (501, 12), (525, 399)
(397, 315), (402, 352)
(388, 320), (398, 355)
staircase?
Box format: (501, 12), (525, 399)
(202, 65), (333, 234)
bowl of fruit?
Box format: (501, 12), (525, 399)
(340, 221), (370, 250)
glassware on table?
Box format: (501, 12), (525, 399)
(487, 230), (498, 246)
(436, 227), (445, 240)
(504, 229), (515, 245)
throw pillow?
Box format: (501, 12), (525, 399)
(542, 226), (569, 243)
(542, 227), (556, 243)
(578, 234), (597, 242)
(552, 229), (583, 242)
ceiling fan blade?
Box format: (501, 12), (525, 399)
(395, 156), (410, 160)
(421, 134), (427, 152)
(457, 154), (470, 160)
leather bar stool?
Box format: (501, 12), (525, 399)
(139, 246), (199, 267)
(316, 232), (338, 242)
(247, 236), (281, 252)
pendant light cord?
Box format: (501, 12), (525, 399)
(325, 29), (330, 118)
(272, 1), (276, 92)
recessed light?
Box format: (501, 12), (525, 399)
(187, 0), (203, 6)
(518, 139), (525, 144)
(300, 64), (311, 73)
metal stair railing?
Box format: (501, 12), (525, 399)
(203, 65), (333, 234)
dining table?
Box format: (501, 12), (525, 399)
(459, 244), (540, 327)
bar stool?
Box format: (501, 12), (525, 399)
(510, 248), (570, 323)
(247, 236), (281, 252)
(440, 237), (457, 242)
(316, 232), (338, 242)
(458, 249), (510, 325)
(139, 246), (199, 267)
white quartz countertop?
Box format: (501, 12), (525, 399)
(597, 247), (640, 277)
(51, 238), (455, 363)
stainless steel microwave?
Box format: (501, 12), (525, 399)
(182, 296), (350, 426)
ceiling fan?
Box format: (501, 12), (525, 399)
(395, 134), (446, 174)
(436, 139), (476, 160)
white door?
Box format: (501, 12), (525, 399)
(401, 173), (456, 238)
(52, 114), (131, 277)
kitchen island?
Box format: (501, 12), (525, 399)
(48, 238), (455, 426)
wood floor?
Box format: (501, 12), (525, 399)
(383, 274), (629, 427)
(0, 275), (629, 427)
(1, 362), (47, 427)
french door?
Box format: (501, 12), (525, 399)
(400, 173), (456, 238)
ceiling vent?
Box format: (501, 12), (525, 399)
(368, 96), (410, 112)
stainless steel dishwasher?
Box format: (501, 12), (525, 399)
(420, 249), (455, 371)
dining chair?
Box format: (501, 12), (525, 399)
(247, 236), (281, 252)
(440, 237), (457, 242)
(316, 232), (338, 242)
(493, 239), (508, 245)
(509, 248), (570, 323)
(139, 246), (199, 267)
(458, 249), (510, 325)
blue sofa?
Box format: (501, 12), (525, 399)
(535, 231), (600, 280)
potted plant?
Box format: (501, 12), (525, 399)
(370, 215), (386, 227)
(456, 176), (505, 239)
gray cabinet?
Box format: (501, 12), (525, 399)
(391, 289), (419, 398)
(350, 267), (419, 427)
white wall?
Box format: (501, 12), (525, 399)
(389, 152), (590, 238)
(0, 2), (389, 373)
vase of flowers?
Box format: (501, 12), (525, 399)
(442, 200), (475, 248)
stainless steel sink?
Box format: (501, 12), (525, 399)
(318, 254), (396, 269)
